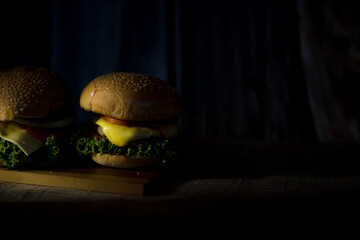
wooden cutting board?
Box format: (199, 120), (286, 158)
(0, 165), (159, 196)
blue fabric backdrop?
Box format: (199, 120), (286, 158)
(1, 0), (359, 143)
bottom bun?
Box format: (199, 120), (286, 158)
(91, 153), (158, 168)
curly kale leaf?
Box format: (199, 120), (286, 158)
(0, 138), (26, 168)
(70, 134), (179, 167)
(0, 135), (62, 169)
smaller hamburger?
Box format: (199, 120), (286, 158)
(71, 72), (182, 168)
(0, 66), (75, 168)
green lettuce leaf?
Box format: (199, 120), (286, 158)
(0, 138), (26, 168)
(0, 135), (63, 169)
(70, 126), (179, 167)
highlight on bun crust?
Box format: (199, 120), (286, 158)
(0, 66), (70, 121)
(79, 72), (182, 122)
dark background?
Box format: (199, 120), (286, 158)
(1, 0), (359, 143)
(2, 1), (360, 233)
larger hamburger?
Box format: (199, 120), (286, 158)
(0, 66), (75, 168)
(72, 72), (182, 168)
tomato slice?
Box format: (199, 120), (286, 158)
(102, 116), (140, 127)
(25, 126), (52, 142)
(102, 115), (176, 127)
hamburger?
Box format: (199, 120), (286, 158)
(71, 72), (182, 168)
(0, 66), (75, 168)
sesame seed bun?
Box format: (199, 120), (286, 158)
(79, 72), (182, 122)
(91, 153), (158, 168)
(0, 66), (71, 121)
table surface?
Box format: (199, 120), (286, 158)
(1, 137), (360, 237)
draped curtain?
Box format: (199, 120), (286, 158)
(0, 0), (359, 142)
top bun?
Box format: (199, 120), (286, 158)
(80, 72), (182, 122)
(0, 66), (71, 121)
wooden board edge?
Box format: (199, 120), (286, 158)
(0, 168), (145, 196)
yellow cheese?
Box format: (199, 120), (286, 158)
(95, 117), (178, 147)
(0, 121), (43, 156)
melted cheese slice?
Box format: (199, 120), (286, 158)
(0, 121), (43, 156)
(95, 117), (178, 147)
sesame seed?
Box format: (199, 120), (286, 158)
(0, 66), (69, 120)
